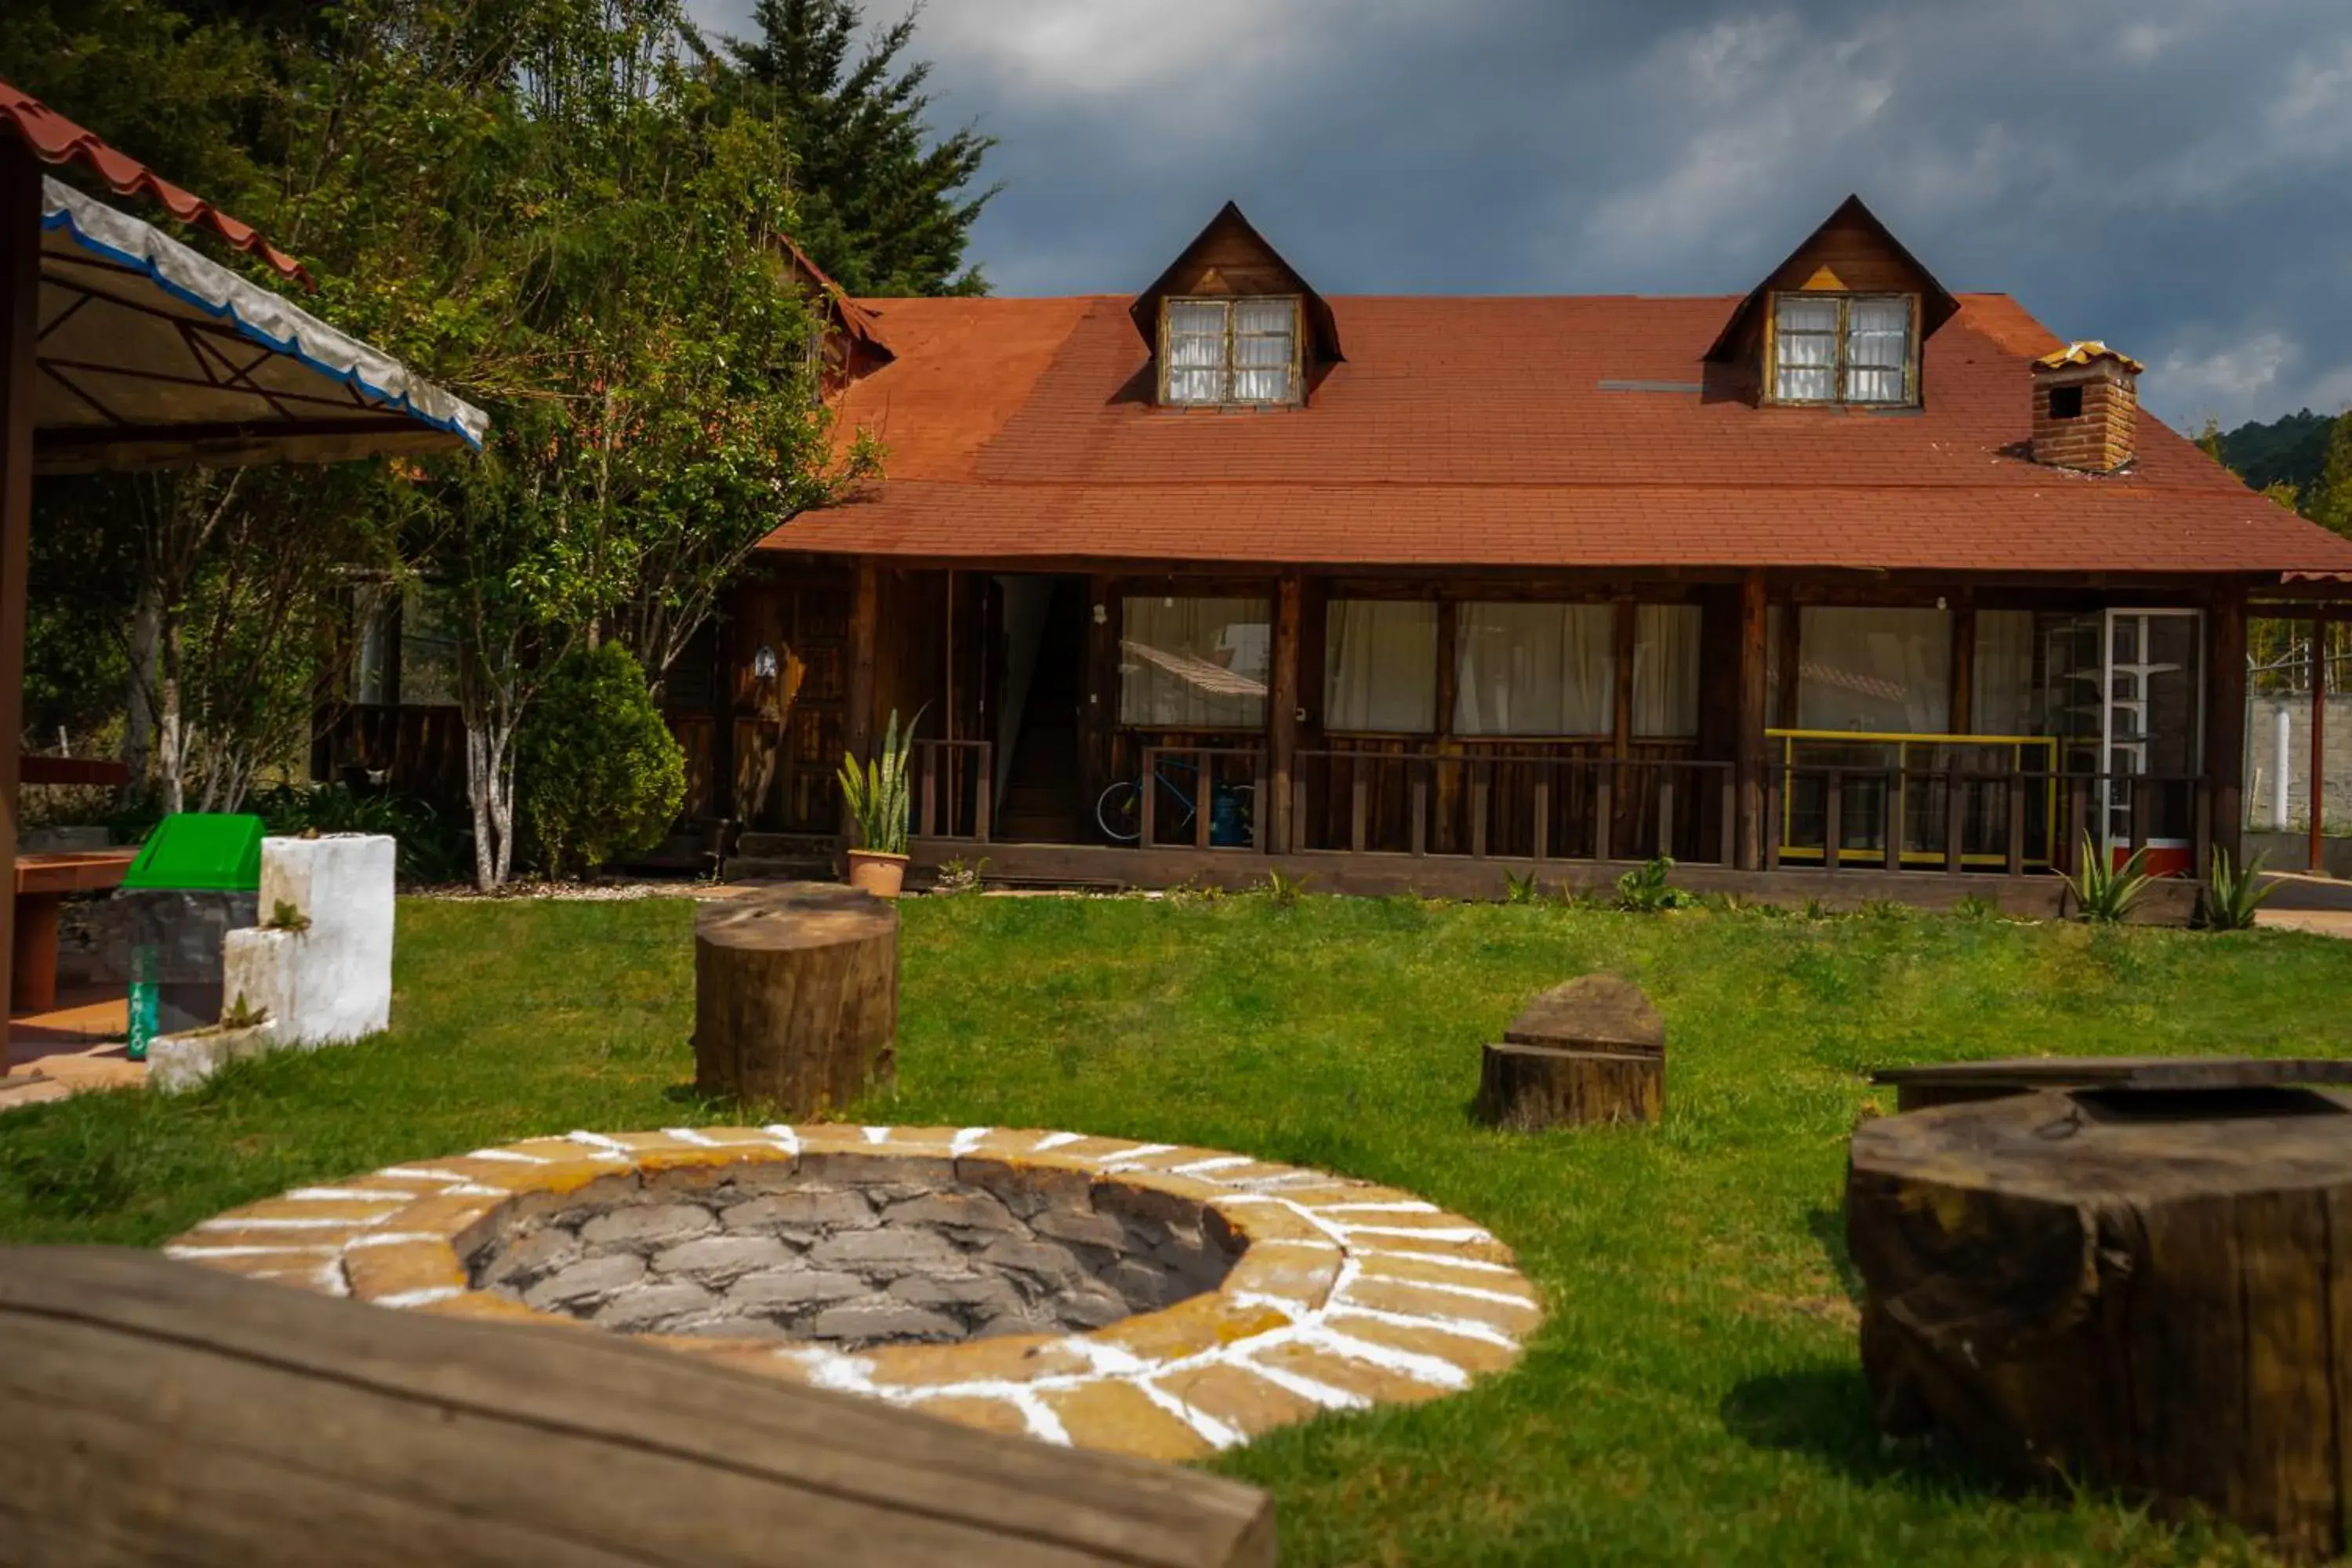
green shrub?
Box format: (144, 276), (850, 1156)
(1615, 856), (1696, 913)
(514, 643), (685, 878)
(247, 782), (468, 884)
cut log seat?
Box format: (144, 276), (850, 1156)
(1476, 975), (1665, 1129)
(0, 1247), (1276, 1567)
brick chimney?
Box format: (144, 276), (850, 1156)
(2030, 342), (2143, 473)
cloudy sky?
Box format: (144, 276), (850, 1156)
(688, 0), (2352, 431)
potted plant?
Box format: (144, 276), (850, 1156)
(838, 708), (918, 898)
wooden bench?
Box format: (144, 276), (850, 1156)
(0, 1247), (1276, 1566)
(12, 848), (133, 1013)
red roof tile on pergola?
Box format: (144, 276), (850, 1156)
(0, 78), (311, 289)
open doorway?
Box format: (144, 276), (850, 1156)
(992, 575), (1088, 842)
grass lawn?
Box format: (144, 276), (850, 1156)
(4, 891), (2347, 1566)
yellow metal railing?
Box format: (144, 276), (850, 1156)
(1769, 730), (2060, 869)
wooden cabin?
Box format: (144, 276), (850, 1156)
(353, 195), (2352, 908)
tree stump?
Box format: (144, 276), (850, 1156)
(1848, 1083), (2352, 1556)
(1475, 975), (1664, 1129)
(694, 882), (897, 1115)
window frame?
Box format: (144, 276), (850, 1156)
(1157, 295), (1305, 408)
(1763, 290), (1922, 408)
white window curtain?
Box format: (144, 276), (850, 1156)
(1845, 297), (1911, 404)
(1119, 597), (1270, 728)
(1454, 604), (1613, 735)
(1326, 601), (1437, 732)
(1632, 604), (1702, 738)
(1973, 610), (2035, 735)
(1796, 608), (1951, 733)
(1231, 298), (1294, 403)
(1165, 300), (1227, 404)
(1774, 296), (1838, 401)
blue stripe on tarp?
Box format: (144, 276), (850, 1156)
(41, 203), (485, 450)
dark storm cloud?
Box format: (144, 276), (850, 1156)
(687, 0), (2352, 427)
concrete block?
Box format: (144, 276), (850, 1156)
(255, 833), (395, 1044)
(148, 1022), (278, 1093)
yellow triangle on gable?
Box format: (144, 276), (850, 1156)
(1194, 267), (1233, 296)
(1799, 265), (1847, 292)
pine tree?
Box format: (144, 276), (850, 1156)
(2312, 413), (2352, 539)
(726, 0), (997, 296)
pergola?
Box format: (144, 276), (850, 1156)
(1, 82), (488, 1014)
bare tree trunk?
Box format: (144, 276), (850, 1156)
(157, 611), (187, 817)
(122, 579), (160, 804)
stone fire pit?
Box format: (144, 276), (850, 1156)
(172, 1125), (1541, 1460)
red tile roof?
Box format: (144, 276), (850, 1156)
(764, 289), (2352, 580)
(1, 78), (312, 288)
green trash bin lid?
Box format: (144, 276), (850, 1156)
(122, 813), (265, 892)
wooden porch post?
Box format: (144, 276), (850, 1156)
(2312, 607), (2330, 873)
(1269, 572), (1301, 854)
(1949, 601), (1976, 735)
(1736, 572), (1769, 870)
(2204, 588), (2246, 872)
(841, 559), (878, 843)
(0, 143), (39, 1020)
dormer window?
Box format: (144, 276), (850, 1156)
(1770, 292), (1917, 405)
(1162, 296), (1300, 406)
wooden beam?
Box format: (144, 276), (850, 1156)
(2313, 608), (2329, 873)
(1737, 572), (1769, 870)
(0, 144), (40, 1022)
(1269, 572), (1301, 853)
(1950, 601), (1976, 735)
(1773, 597), (1802, 731)
(841, 560), (879, 844)
(1613, 600), (1635, 758)
(2205, 589), (2246, 872)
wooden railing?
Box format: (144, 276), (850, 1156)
(1290, 751), (1738, 866)
(909, 739), (992, 842)
(1764, 764), (2209, 877)
(1137, 746), (1269, 851)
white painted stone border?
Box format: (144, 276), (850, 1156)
(169, 1126), (1543, 1461)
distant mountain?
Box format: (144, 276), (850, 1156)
(2217, 408), (2337, 495)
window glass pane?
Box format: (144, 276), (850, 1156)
(1796, 607), (1951, 733)
(1632, 604), (1702, 738)
(1455, 603), (1614, 735)
(1973, 610), (2036, 735)
(1325, 601), (1437, 732)
(1845, 296), (1910, 403)
(1775, 296), (1839, 401)
(1231, 298), (1294, 401)
(399, 583), (460, 707)
(351, 584), (394, 706)
(1165, 299), (1227, 404)
(1119, 597), (1270, 728)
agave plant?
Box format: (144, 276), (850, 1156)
(2198, 847), (2276, 931)
(2065, 834), (2153, 924)
(839, 708), (920, 856)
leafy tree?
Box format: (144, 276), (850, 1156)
(725, 0), (997, 296)
(513, 642), (684, 877)
(2309, 410), (2352, 540)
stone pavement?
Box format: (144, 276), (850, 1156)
(173, 1124), (1544, 1461)
(2, 989), (141, 1110)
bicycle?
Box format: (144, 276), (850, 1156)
(1097, 753), (1255, 845)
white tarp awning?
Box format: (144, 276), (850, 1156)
(34, 176), (488, 472)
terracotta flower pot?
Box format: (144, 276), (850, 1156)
(845, 849), (909, 899)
